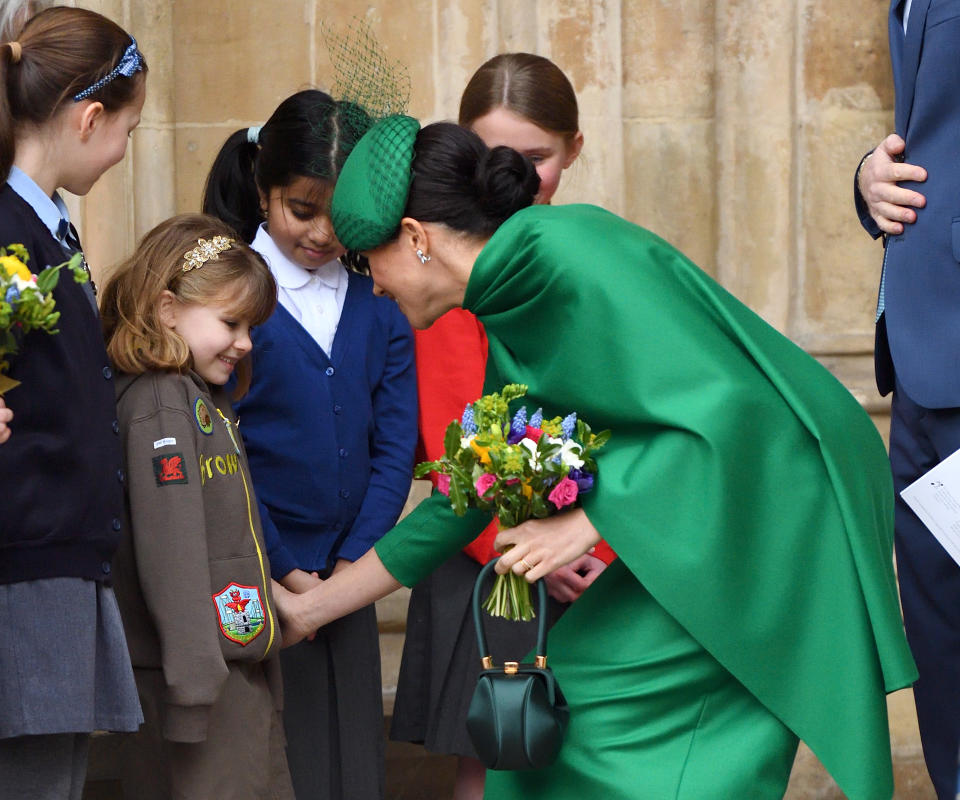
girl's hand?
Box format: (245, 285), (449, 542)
(493, 508), (602, 583)
(275, 550), (403, 647)
(0, 398), (12, 444)
(272, 581), (316, 648)
(280, 568), (322, 593)
(543, 554), (607, 603)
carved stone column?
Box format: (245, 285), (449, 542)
(714, 0), (796, 330)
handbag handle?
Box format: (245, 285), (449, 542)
(472, 558), (550, 669)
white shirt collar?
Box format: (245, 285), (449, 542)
(6, 166), (71, 242)
(251, 224), (343, 290)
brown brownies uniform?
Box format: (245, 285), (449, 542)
(111, 370), (293, 800)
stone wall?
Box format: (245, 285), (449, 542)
(69, 0), (928, 794)
(72, 0), (895, 425)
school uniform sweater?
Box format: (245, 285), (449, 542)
(234, 269), (417, 577)
(0, 182), (124, 585)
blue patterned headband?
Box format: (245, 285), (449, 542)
(72, 37), (145, 103)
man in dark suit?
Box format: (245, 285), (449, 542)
(856, 1), (960, 796)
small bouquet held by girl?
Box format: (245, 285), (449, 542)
(415, 383), (610, 620)
(0, 244), (87, 395)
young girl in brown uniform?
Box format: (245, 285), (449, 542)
(101, 214), (294, 800)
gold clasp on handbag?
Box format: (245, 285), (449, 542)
(482, 655), (494, 669)
(535, 655), (547, 669)
(504, 661), (519, 674)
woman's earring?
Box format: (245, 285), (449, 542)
(416, 248), (431, 264)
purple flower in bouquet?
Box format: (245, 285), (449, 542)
(569, 468), (594, 493)
(507, 429), (525, 445)
(437, 474), (451, 496)
(508, 406), (528, 443)
(530, 407), (543, 428)
(561, 412), (577, 438)
(461, 404), (477, 435)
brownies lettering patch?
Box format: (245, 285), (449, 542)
(153, 452), (188, 486)
(212, 583), (265, 646)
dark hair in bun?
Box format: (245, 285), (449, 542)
(404, 122), (539, 237)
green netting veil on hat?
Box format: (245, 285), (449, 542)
(331, 114), (421, 252)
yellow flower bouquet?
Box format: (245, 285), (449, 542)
(0, 243), (87, 395)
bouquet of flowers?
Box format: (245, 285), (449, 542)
(0, 244), (87, 395)
(414, 383), (610, 620)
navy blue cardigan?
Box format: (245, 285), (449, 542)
(0, 185), (124, 584)
(235, 270), (417, 576)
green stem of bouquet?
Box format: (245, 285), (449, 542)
(482, 542), (536, 621)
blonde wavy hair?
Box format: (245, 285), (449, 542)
(101, 213), (277, 397)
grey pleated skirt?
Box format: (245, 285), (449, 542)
(0, 577), (142, 739)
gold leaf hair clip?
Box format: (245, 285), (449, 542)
(182, 236), (234, 272)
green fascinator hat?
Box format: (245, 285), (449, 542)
(331, 114), (421, 252)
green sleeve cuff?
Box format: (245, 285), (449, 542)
(376, 491), (492, 586)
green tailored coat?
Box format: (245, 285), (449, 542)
(376, 204), (917, 799)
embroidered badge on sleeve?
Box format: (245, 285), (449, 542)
(153, 452), (188, 486)
(212, 583), (266, 645)
(194, 397), (214, 435)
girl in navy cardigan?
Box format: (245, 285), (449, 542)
(0, 7), (146, 796)
(203, 90), (417, 800)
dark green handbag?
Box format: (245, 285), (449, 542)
(465, 559), (569, 770)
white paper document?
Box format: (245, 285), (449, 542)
(901, 448), (960, 567)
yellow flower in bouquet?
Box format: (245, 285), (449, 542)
(415, 383), (610, 620)
(0, 243), (88, 395)
(1, 254), (32, 282)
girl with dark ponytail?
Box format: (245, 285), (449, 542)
(0, 6), (146, 796)
(202, 91), (418, 800)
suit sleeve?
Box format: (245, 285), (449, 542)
(124, 406), (229, 743)
(336, 304), (419, 562)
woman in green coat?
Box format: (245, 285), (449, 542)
(280, 118), (917, 799)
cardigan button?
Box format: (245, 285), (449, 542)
(111, 518), (122, 531)
(339, 489), (350, 499)
(112, 419), (120, 434)
(338, 448), (347, 458)
(101, 561), (112, 575)
(102, 365), (113, 379)
(117, 468), (125, 484)
(333, 404), (342, 414)
(325, 366), (335, 376)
